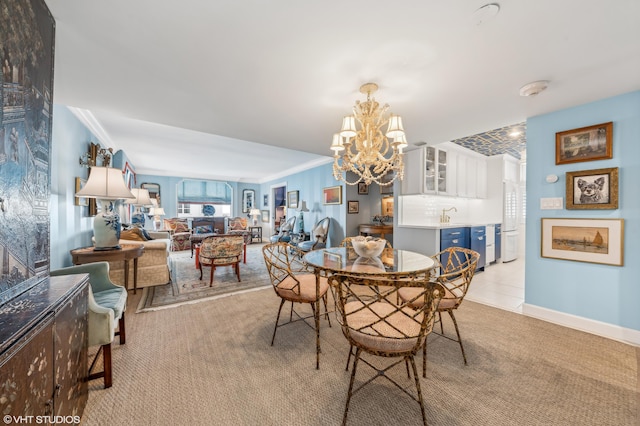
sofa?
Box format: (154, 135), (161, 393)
(107, 229), (171, 288)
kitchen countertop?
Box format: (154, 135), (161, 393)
(398, 222), (501, 229)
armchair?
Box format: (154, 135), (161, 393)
(163, 217), (191, 251)
(198, 235), (245, 286)
(50, 261), (127, 388)
(297, 217), (330, 253)
(227, 216), (252, 245)
(269, 216), (296, 243)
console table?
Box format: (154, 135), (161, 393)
(359, 223), (394, 240)
(71, 244), (144, 294)
(0, 275), (89, 421)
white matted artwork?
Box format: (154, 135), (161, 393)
(541, 218), (624, 266)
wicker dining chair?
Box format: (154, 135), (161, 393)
(398, 246), (479, 376)
(329, 273), (444, 426)
(262, 242), (331, 368)
(198, 235), (244, 286)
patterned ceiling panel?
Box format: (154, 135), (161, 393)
(451, 122), (526, 159)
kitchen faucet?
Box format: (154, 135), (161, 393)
(440, 207), (457, 224)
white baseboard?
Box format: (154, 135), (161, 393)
(522, 303), (640, 347)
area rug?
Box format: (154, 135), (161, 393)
(136, 242), (271, 312)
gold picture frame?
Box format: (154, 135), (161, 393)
(566, 167), (618, 210)
(323, 185), (342, 205)
(555, 122), (613, 165)
(541, 218), (624, 266)
(287, 190), (299, 209)
(74, 177), (88, 206)
(381, 195), (394, 217)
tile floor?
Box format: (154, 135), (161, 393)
(465, 257), (525, 313)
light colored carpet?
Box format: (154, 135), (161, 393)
(136, 243), (271, 312)
(83, 287), (639, 425)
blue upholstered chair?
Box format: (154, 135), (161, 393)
(50, 261), (128, 388)
(269, 216), (296, 243)
(297, 217), (330, 253)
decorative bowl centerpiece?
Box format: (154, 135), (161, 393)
(351, 236), (386, 258)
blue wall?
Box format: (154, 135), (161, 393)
(134, 173), (260, 224)
(260, 163), (348, 246)
(50, 106), (100, 269)
(525, 91), (640, 331)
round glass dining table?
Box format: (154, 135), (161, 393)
(302, 246), (436, 369)
(303, 246), (436, 277)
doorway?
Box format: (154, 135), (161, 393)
(270, 183), (286, 234)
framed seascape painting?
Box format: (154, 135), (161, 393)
(347, 200), (359, 214)
(555, 122), (613, 165)
(261, 210), (270, 223)
(541, 218), (624, 266)
(287, 190), (299, 209)
(566, 167), (618, 210)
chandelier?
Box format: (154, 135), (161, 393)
(331, 83), (408, 186)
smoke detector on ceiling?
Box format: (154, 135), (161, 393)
(519, 80), (549, 97)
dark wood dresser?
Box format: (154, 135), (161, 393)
(0, 274), (89, 424)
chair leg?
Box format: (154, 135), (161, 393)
(271, 299), (286, 346)
(345, 345), (353, 371)
(448, 309), (467, 365)
(102, 343), (112, 388)
(422, 337), (428, 378)
(209, 266), (216, 286)
(235, 261), (241, 282)
(409, 355), (428, 426)
(342, 347), (361, 426)
(438, 311), (444, 334)
(199, 265), (203, 280)
(118, 313), (126, 345)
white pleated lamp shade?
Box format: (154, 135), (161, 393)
(125, 188), (153, 206)
(76, 167), (134, 200)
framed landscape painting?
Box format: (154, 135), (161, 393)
(555, 122), (613, 165)
(541, 218), (624, 266)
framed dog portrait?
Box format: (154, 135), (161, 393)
(555, 122), (613, 165)
(566, 167), (618, 210)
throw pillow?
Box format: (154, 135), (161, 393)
(140, 229), (154, 240)
(174, 220), (189, 233)
(194, 225), (213, 234)
(121, 228), (145, 241)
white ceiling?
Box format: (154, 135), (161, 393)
(45, 0), (640, 183)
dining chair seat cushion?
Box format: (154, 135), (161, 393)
(275, 273), (329, 303)
(398, 284), (462, 310)
(344, 301), (423, 354)
(92, 287), (127, 321)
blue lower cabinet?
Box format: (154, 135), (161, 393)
(470, 226), (486, 271)
(440, 227), (469, 271)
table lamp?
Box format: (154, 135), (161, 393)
(76, 166), (135, 250)
(249, 208), (261, 226)
(151, 207), (165, 231)
(125, 188), (152, 227)
(298, 200), (309, 233)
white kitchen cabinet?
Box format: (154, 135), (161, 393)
(401, 148), (424, 195)
(476, 157), (488, 199)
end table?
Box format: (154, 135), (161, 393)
(70, 244), (144, 294)
(249, 226), (262, 243)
